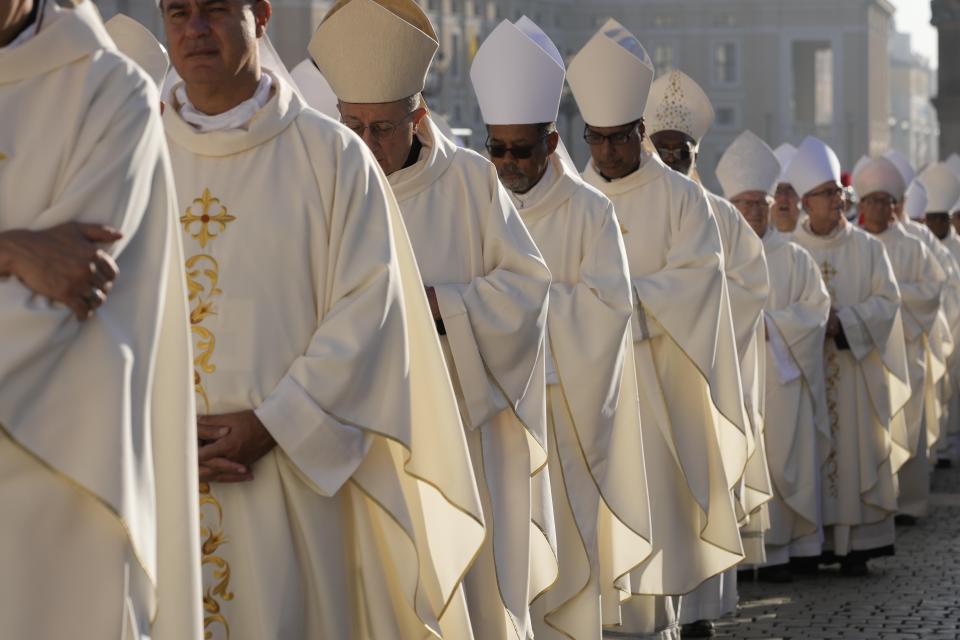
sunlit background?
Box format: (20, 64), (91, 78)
(99, 0), (956, 194)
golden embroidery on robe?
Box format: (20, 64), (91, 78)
(821, 260), (841, 498)
(181, 188), (237, 640)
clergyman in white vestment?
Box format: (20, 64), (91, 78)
(312, 2), (554, 638)
(472, 18), (652, 640)
(645, 69), (771, 637)
(717, 130), (831, 583)
(788, 137), (909, 576)
(569, 19), (749, 640)
(0, 0), (202, 637)
(160, 1), (485, 637)
(856, 158), (944, 523)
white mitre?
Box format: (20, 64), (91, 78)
(904, 181), (928, 221)
(104, 14), (168, 87)
(919, 162), (960, 213)
(309, 0), (438, 104)
(716, 130), (780, 199)
(644, 69), (714, 148)
(290, 58), (339, 118)
(471, 17), (564, 125)
(785, 136), (841, 198)
(883, 148), (915, 189)
(567, 18), (654, 127)
(852, 155), (869, 178)
(853, 156), (906, 201)
(773, 143), (797, 185)
(946, 153), (960, 181)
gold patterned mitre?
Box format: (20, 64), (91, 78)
(567, 18), (654, 127)
(309, 0), (439, 104)
(105, 14), (169, 87)
(716, 130), (780, 200)
(644, 69), (714, 146)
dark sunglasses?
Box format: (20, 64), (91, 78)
(655, 145), (692, 162)
(485, 135), (547, 160)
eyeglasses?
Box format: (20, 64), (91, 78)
(806, 186), (844, 200)
(655, 145), (692, 163)
(342, 112), (416, 140)
(583, 124), (638, 146)
(860, 194), (895, 207)
(731, 197), (770, 210)
(485, 135), (547, 159)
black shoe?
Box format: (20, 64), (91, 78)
(936, 458), (952, 469)
(839, 559), (868, 577)
(681, 620), (715, 638)
(895, 514), (918, 526)
(757, 564), (793, 583)
(789, 556), (820, 574)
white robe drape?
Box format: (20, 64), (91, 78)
(388, 116), (554, 640)
(0, 2), (201, 637)
(584, 152), (747, 635)
(759, 230), (831, 565)
(872, 224), (944, 518)
(792, 220), (909, 556)
(511, 155), (651, 640)
(164, 77), (485, 640)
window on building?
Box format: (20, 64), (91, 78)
(792, 41), (834, 129)
(450, 33), (461, 79)
(715, 105), (739, 129)
(713, 42), (739, 85)
(814, 48), (834, 126)
(651, 43), (676, 76)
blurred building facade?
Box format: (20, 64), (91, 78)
(100, 0), (943, 190)
(889, 31), (939, 172)
(932, 0), (960, 159)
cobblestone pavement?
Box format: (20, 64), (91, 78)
(713, 464), (960, 639)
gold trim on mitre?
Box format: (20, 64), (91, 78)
(644, 69), (715, 146)
(309, 0), (439, 104)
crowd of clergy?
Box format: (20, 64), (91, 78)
(5, 0), (960, 638)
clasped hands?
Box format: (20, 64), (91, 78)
(0, 222), (122, 319)
(197, 410), (277, 483)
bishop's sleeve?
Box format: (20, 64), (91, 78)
(255, 132), (407, 497)
(897, 243), (945, 342)
(547, 201), (650, 545)
(836, 239), (903, 364)
(0, 68), (165, 385)
(631, 179), (750, 487)
(433, 170), (551, 463)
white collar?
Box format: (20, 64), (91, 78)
(509, 158), (557, 211)
(175, 73), (274, 133)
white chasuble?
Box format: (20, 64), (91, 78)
(513, 156), (651, 640)
(164, 79), (485, 640)
(388, 116), (554, 640)
(759, 231), (831, 565)
(872, 225), (944, 521)
(792, 220), (909, 556)
(679, 191), (771, 626)
(706, 191), (772, 557)
(0, 2), (201, 637)
(583, 152), (747, 614)
(903, 219), (959, 451)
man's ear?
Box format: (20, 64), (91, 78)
(254, 0), (271, 37)
(546, 130), (560, 155)
(412, 107), (428, 127)
(637, 117), (646, 141)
